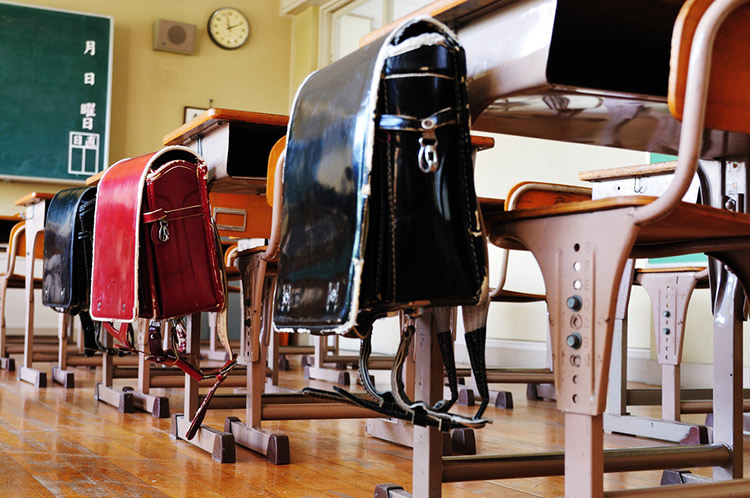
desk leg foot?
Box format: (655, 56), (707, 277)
(304, 365), (350, 385)
(132, 391), (170, 418)
(224, 416), (290, 464)
(494, 391), (513, 409)
(51, 366), (74, 388)
(450, 428), (476, 455)
(660, 470), (712, 485)
(605, 413), (709, 444)
(0, 356), (15, 371)
(94, 383), (134, 413)
(527, 382), (556, 401)
(374, 484), (410, 498)
(366, 419), (472, 456)
(18, 366), (46, 387)
(171, 414), (236, 463)
(457, 388), (474, 406)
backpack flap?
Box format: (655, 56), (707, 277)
(141, 157), (225, 319)
(42, 186), (97, 314)
(90, 146), (207, 322)
(274, 17), (486, 335)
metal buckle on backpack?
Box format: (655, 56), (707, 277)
(158, 219), (170, 242)
(418, 117), (439, 173)
(418, 133), (439, 173)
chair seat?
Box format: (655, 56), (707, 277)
(237, 245), (268, 258)
(485, 195), (750, 257)
(490, 288), (545, 303)
(478, 197), (505, 215)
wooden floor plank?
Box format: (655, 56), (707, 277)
(0, 359), (747, 497)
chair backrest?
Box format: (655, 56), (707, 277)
(3, 221), (43, 277)
(265, 135), (287, 208)
(635, 0), (750, 224)
(669, 0), (750, 134)
(3, 221), (24, 276)
(263, 136), (287, 262)
(504, 181), (592, 211)
(16, 225), (45, 260)
(224, 242), (239, 269)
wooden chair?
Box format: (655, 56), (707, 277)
(0, 214), (87, 386)
(475, 1), (750, 496)
(577, 161), (726, 444)
(0, 221), (42, 371)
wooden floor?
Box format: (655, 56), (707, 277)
(0, 357), (747, 497)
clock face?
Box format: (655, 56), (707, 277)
(208, 8), (249, 49)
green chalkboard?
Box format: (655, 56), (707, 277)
(0, 1), (112, 182)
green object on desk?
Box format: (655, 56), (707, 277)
(0, 2), (112, 183)
(648, 153), (707, 265)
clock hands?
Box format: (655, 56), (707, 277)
(209, 8), (248, 48)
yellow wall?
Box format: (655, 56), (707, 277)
(289, 5), (319, 102)
(0, 0), (292, 214)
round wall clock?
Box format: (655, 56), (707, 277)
(208, 7), (249, 49)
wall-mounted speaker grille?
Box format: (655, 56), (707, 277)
(153, 19), (196, 55)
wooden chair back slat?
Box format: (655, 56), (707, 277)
(266, 136), (287, 208)
(669, 0), (750, 133)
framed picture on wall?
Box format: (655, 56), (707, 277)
(184, 106), (207, 123)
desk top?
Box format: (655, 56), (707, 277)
(361, 0), (501, 46)
(359, 0), (750, 158)
(14, 192), (55, 207)
(163, 108), (289, 146)
(578, 162), (678, 182)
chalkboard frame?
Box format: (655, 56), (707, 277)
(0, 1), (113, 184)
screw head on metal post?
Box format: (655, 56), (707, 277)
(566, 295), (583, 311)
(566, 333), (582, 349)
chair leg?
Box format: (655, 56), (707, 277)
(0, 280), (9, 366)
(497, 209), (640, 498)
(704, 256), (746, 481)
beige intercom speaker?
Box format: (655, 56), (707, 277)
(153, 19), (196, 55)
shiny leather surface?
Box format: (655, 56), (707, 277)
(274, 18), (486, 334)
(91, 147), (219, 322)
(92, 153), (155, 322)
(42, 186), (96, 313)
(141, 160), (224, 318)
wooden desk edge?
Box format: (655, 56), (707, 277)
(15, 192), (56, 207)
(86, 170), (105, 186)
(163, 108), (289, 146)
(471, 134), (494, 151)
(635, 266), (708, 274)
(578, 161), (678, 182)
(359, 0), (507, 47)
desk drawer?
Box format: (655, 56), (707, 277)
(210, 193), (272, 239)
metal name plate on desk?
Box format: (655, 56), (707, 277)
(579, 162), (701, 202)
